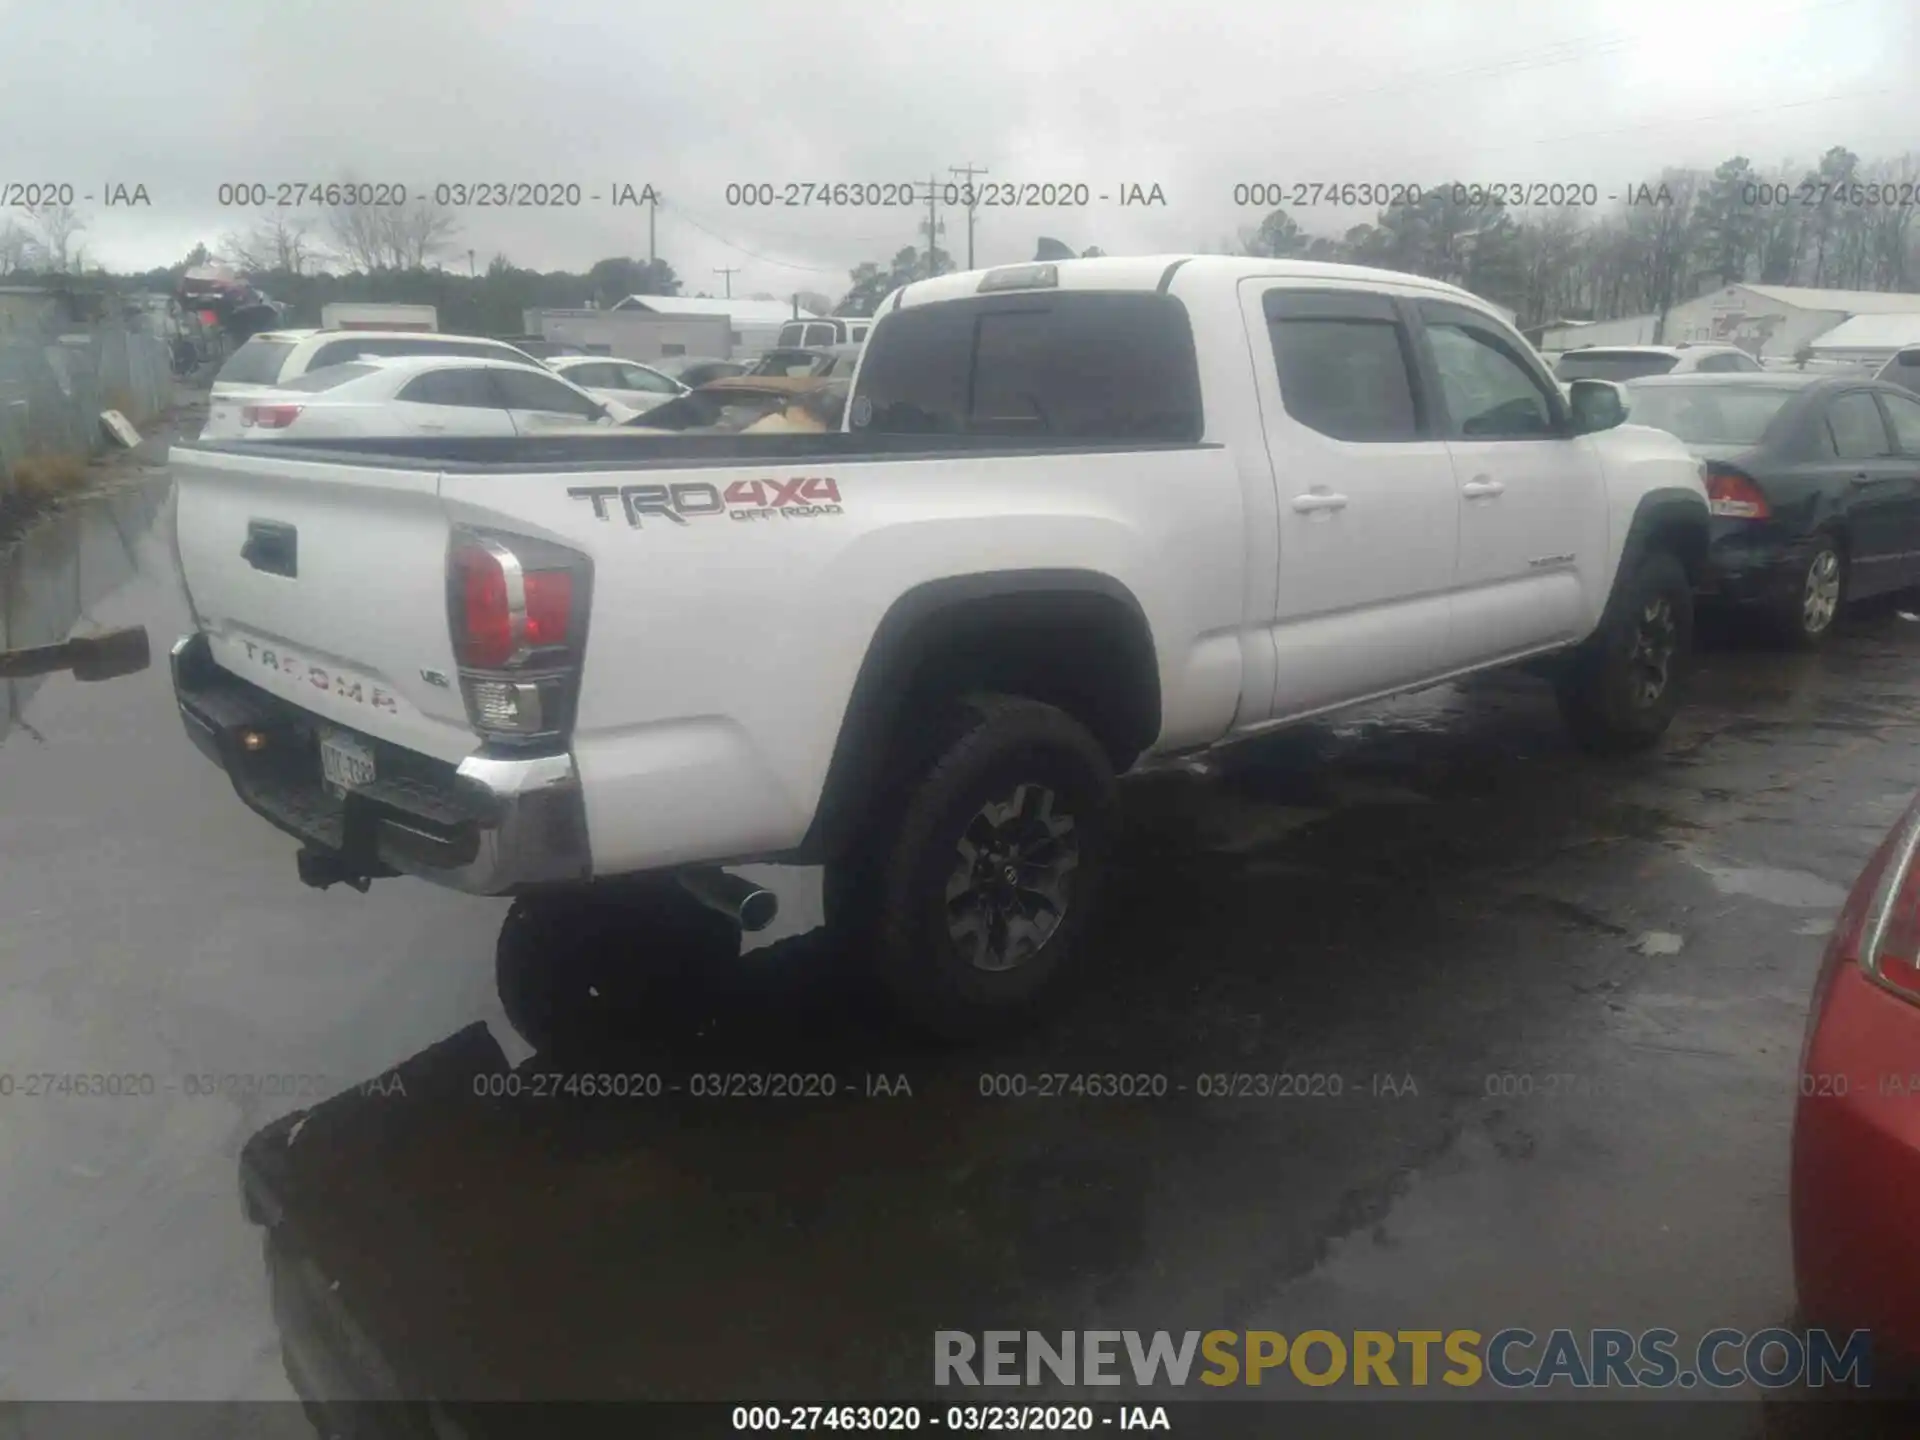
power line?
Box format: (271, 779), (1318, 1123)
(655, 200), (851, 275)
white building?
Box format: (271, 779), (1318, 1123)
(1662, 284), (1920, 360)
(1539, 312), (1661, 351)
(527, 308), (733, 363)
(609, 295), (819, 356)
(1805, 312), (1920, 370)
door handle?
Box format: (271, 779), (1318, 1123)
(418, 422), (446, 432)
(1461, 478), (1506, 499)
(1292, 491), (1349, 513)
(1849, 471), (1874, 486)
(241, 520), (297, 578)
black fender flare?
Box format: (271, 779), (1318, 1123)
(1605, 487), (1710, 623)
(792, 569), (1161, 864)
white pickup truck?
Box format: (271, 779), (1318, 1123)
(169, 255), (1709, 1037)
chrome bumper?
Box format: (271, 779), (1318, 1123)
(172, 632), (590, 896)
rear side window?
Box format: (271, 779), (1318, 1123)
(1265, 290), (1421, 442)
(1826, 391), (1895, 459)
(215, 339), (296, 386)
(1696, 352), (1757, 373)
(802, 323), (836, 347)
(777, 323), (807, 348)
(853, 292), (1202, 441)
(396, 368), (505, 408)
(276, 363), (378, 393)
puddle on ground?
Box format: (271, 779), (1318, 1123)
(1681, 852), (1847, 910)
(0, 478), (168, 746)
(1632, 931), (1686, 956)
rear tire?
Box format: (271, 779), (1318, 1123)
(1771, 537), (1845, 648)
(826, 693), (1117, 1042)
(1555, 549), (1692, 755)
(494, 880), (739, 1054)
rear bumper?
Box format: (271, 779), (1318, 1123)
(1698, 522), (1811, 610)
(172, 632), (590, 895)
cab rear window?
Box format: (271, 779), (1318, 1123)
(214, 339), (296, 386)
(852, 292), (1203, 442)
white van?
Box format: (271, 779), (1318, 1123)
(772, 316), (871, 350)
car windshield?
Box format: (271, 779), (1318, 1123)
(1557, 351), (1680, 382)
(1624, 383), (1797, 445)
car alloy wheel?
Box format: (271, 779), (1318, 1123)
(1802, 548), (1841, 636)
(943, 782), (1080, 973)
(1629, 594), (1677, 708)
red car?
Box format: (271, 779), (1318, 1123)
(1792, 792), (1920, 1372)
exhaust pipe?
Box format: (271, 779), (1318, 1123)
(677, 868), (779, 932)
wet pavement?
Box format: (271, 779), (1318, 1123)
(3, 472), (1919, 1434)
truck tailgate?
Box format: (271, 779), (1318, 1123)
(172, 446), (475, 764)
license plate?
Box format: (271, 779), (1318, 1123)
(319, 729), (376, 792)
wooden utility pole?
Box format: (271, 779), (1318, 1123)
(949, 163), (988, 269)
(922, 173), (945, 280)
(713, 266), (740, 298)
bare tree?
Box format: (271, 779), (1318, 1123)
(384, 199), (460, 269)
(1861, 152), (1918, 291)
(324, 198), (388, 272)
(0, 219), (37, 274)
(222, 213), (321, 275)
(27, 202), (87, 272)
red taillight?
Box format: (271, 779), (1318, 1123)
(523, 570), (574, 649)
(451, 542), (574, 668)
(1705, 463), (1770, 520)
(241, 403), (304, 429)
(453, 543), (515, 667)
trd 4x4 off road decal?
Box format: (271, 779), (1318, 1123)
(568, 477), (844, 528)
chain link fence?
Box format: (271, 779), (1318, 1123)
(0, 323), (173, 499)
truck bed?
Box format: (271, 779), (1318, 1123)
(176, 432), (1215, 471)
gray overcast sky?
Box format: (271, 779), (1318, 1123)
(2, 0), (1914, 295)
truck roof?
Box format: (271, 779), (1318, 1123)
(889, 254), (1490, 312)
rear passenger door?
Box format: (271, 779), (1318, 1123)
(1822, 389), (1910, 597)
(1412, 299), (1607, 664)
(390, 367), (517, 436)
(1251, 285), (1459, 718)
(1869, 389), (1920, 587)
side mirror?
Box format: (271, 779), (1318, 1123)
(1567, 378), (1629, 435)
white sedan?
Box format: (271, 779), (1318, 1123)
(199, 354), (638, 442)
(543, 354), (690, 414)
